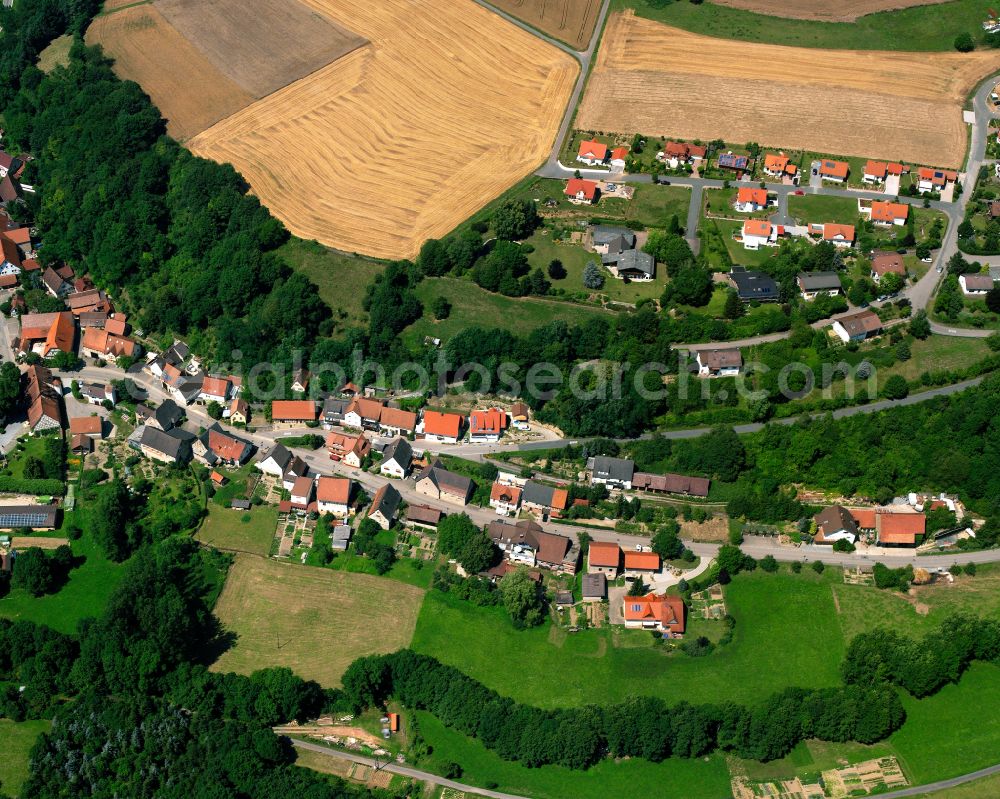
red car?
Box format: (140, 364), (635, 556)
(793, 190), (805, 195)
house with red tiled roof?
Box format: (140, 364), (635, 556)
(228, 397), (249, 426)
(763, 152), (798, 182)
(80, 327), (140, 363)
(848, 505), (925, 547)
(734, 187), (769, 213)
(69, 415), (103, 438)
(624, 551), (661, 573)
(871, 252), (906, 284)
(741, 219), (778, 250)
(864, 200), (909, 227)
(659, 141), (706, 166)
(193, 423), (254, 467)
(609, 146), (629, 170)
(623, 593), (686, 636)
(19, 311), (75, 358)
(576, 140), (608, 166)
(325, 430), (370, 468)
(809, 223), (855, 248)
(0, 234), (22, 276)
(916, 167), (958, 193)
(316, 476), (352, 517)
(422, 410), (463, 444)
(25, 364), (63, 432)
(587, 541), (621, 577)
(290, 476), (315, 511)
(198, 376), (232, 405)
(469, 408), (507, 443)
(565, 178), (598, 205)
(270, 400), (318, 427)
(489, 482), (522, 515)
(818, 159), (849, 183)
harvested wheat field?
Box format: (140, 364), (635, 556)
(154, 0), (365, 99)
(489, 0), (602, 49)
(211, 554), (424, 687)
(711, 0), (951, 22)
(577, 11), (999, 168)
(189, 0), (577, 259)
(87, 5), (254, 141)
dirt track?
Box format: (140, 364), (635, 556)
(711, 0), (949, 22)
(189, 0), (577, 259)
(488, 0), (601, 49)
(577, 11), (1000, 168)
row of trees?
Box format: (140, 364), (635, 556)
(341, 648), (905, 768)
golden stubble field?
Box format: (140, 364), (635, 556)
(711, 0), (951, 22)
(488, 0), (602, 49)
(211, 554), (424, 687)
(577, 11), (999, 168)
(188, 0), (577, 259)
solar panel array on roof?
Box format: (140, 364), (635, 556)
(0, 510), (49, 526)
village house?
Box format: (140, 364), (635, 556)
(367, 483), (401, 530)
(862, 200), (909, 227)
(0, 152), (23, 180)
(161, 366), (203, 406)
(589, 456), (634, 490)
(582, 572), (607, 602)
(832, 310), (883, 343)
(870, 252), (906, 284)
(405, 504), (442, 531)
(289, 476), (315, 511)
(326, 430), (371, 468)
(605, 247), (655, 280)
(729, 266), (779, 302)
(762, 152), (798, 182)
(489, 482), (522, 515)
(564, 178), (598, 205)
(849, 506), (926, 547)
(66, 288), (112, 316)
(817, 159), (849, 183)
(71, 435), (93, 456)
(960, 273), (995, 295)
(916, 167), (958, 194)
(740, 219), (779, 251)
(609, 146), (629, 171)
(227, 397), (249, 425)
(632, 472), (710, 497)
(510, 401), (530, 430)
(342, 397), (416, 437)
(624, 550), (661, 575)
(137, 425), (193, 465)
(587, 540), (621, 577)
(25, 364), (63, 433)
(135, 399), (184, 432)
(0, 236), (22, 276)
(862, 160), (906, 184)
(520, 480), (569, 517)
(422, 410), (463, 444)
(193, 423), (254, 467)
(68, 415), (103, 440)
(18, 311), (75, 358)
(256, 443), (295, 477)
(80, 328), (140, 364)
(590, 225), (634, 255)
(487, 519), (579, 574)
(717, 152), (749, 173)
(469, 408), (508, 443)
(379, 437), (413, 478)
(797, 271), (842, 300)
(576, 140), (608, 166)
(695, 348), (742, 378)
(658, 141), (706, 167)
(379, 405), (418, 438)
(291, 369), (310, 394)
(734, 187), (769, 213)
(320, 397), (348, 427)
(41, 266), (71, 299)
(415, 460), (473, 505)
(198, 376), (232, 405)
(810, 223), (855, 248)
(79, 382), (116, 406)
(316, 476), (353, 517)
(280, 456), (309, 491)
(812, 505), (860, 544)
(623, 593), (686, 636)
(270, 400), (318, 427)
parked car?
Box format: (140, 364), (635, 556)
(794, 190), (804, 195)
(921, 257), (933, 263)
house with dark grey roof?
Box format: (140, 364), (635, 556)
(138, 425), (193, 465)
(582, 572), (607, 601)
(405, 504), (442, 529)
(728, 266), (779, 303)
(322, 397), (349, 426)
(797, 271), (842, 299)
(415, 460), (473, 506)
(135, 399), (184, 431)
(605, 248), (654, 280)
(591, 225), (635, 253)
(832, 310), (882, 343)
(367, 483), (402, 530)
(380, 437), (413, 478)
(813, 505), (859, 544)
(588, 456), (635, 490)
(521, 480), (569, 515)
(257, 443), (293, 477)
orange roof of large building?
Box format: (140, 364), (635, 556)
(819, 159), (849, 179)
(870, 201), (909, 224)
(623, 593), (685, 633)
(577, 140), (608, 160)
(588, 541), (621, 568)
(81, 327), (136, 358)
(21, 312), (75, 356)
(423, 410), (463, 439)
(271, 400), (317, 421)
(624, 551), (661, 571)
(104, 317), (128, 336)
(864, 160), (888, 179)
(325, 431), (369, 458)
(69, 416), (102, 435)
(736, 187), (768, 205)
(380, 405), (417, 431)
(316, 476), (351, 504)
(764, 153), (789, 172)
(469, 408), (508, 436)
(743, 219), (772, 237)
(490, 482), (522, 505)
(207, 428), (248, 462)
(917, 167), (958, 186)
(565, 178), (597, 201)
(877, 509), (925, 543)
(610, 146), (629, 162)
(200, 376), (230, 398)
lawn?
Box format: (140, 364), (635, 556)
(411, 569), (847, 708)
(708, 219), (781, 268)
(402, 276), (615, 346)
(0, 719), (49, 796)
(413, 711), (732, 799)
(210, 554), (425, 687)
(788, 194), (862, 226)
(37, 34), (72, 73)
(0, 526), (125, 635)
(2, 434), (62, 482)
(328, 548), (434, 589)
(278, 237), (387, 332)
(195, 504), (278, 557)
(619, 0), (993, 52)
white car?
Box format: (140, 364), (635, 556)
(921, 257), (932, 263)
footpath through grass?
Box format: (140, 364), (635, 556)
(620, 0), (996, 52)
